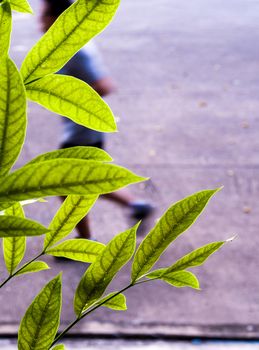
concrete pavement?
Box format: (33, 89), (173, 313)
(1, 339), (259, 350)
(0, 0), (259, 340)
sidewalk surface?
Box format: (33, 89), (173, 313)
(0, 0), (259, 340)
(1, 339), (259, 350)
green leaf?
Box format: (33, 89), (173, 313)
(98, 292), (127, 311)
(0, 2), (11, 57)
(145, 268), (167, 279)
(20, 198), (47, 205)
(52, 345), (66, 350)
(46, 239), (105, 263)
(0, 201), (15, 212)
(9, 0), (33, 13)
(16, 261), (49, 276)
(0, 215), (49, 237)
(165, 241), (225, 273)
(3, 203), (26, 274)
(4, 202), (24, 217)
(0, 159), (145, 202)
(146, 241), (226, 280)
(0, 199), (45, 215)
(26, 74), (116, 132)
(21, 0), (120, 83)
(0, 57), (27, 177)
(18, 274), (62, 350)
(27, 146), (112, 165)
(146, 239), (228, 286)
(131, 189), (220, 282)
(74, 223), (138, 316)
(160, 270), (200, 289)
(44, 195), (98, 249)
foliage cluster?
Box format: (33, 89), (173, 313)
(0, 0), (228, 349)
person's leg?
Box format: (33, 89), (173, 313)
(103, 191), (154, 220)
(58, 143), (93, 239)
(91, 77), (116, 97)
(103, 190), (135, 206)
(58, 195), (93, 239)
(57, 194), (92, 239)
(75, 216), (91, 239)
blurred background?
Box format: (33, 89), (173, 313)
(1, 0), (259, 346)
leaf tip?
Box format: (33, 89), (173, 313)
(106, 156), (113, 162)
(38, 198), (47, 202)
(226, 235), (237, 243)
(138, 176), (150, 182)
(25, 5), (33, 14)
(133, 220), (142, 232)
(54, 272), (63, 283)
(129, 174), (149, 186)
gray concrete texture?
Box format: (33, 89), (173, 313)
(0, 0), (259, 339)
(1, 339), (259, 350)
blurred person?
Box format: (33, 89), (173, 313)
(40, 0), (154, 239)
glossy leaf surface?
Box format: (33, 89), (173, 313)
(131, 189), (219, 282)
(74, 224), (137, 316)
(146, 241), (226, 280)
(46, 239), (105, 263)
(0, 215), (48, 237)
(18, 275), (62, 350)
(3, 203), (26, 274)
(165, 241), (225, 273)
(26, 75), (116, 132)
(0, 159), (145, 202)
(0, 201), (15, 212)
(98, 292), (127, 311)
(10, 0), (33, 13)
(21, 0), (120, 83)
(0, 57), (26, 176)
(27, 146), (112, 165)
(160, 270), (200, 289)
(16, 261), (49, 276)
(44, 195), (97, 249)
(0, 199), (46, 214)
(0, 2), (11, 57)
(52, 345), (66, 350)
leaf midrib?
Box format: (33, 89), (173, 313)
(23, 0), (104, 83)
(29, 280), (58, 349)
(46, 196), (86, 248)
(134, 196), (206, 279)
(0, 174), (130, 198)
(49, 248), (100, 257)
(167, 243), (223, 273)
(0, 59), (10, 172)
(9, 237), (19, 273)
(80, 230), (133, 312)
(27, 83), (114, 129)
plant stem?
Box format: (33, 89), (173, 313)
(51, 315), (81, 347)
(0, 274), (12, 289)
(51, 283), (134, 347)
(81, 283), (134, 318)
(134, 278), (155, 285)
(0, 251), (44, 289)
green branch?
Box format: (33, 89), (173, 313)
(51, 282), (135, 347)
(0, 251), (44, 288)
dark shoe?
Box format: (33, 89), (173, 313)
(129, 201), (155, 220)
